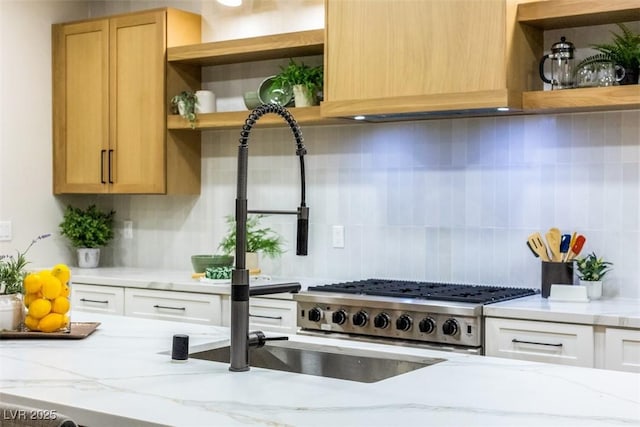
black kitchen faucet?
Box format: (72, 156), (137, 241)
(230, 104), (308, 372)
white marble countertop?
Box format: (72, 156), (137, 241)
(71, 267), (324, 299)
(484, 295), (640, 328)
(1, 312), (639, 427)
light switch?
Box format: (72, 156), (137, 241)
(332, 225), (345, 248)
(0, 221), (12, 241)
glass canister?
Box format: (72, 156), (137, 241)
(23, 264), (71, 333)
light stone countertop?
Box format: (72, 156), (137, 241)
(484, 294), (640, 328)
(1, 311), (639, 427)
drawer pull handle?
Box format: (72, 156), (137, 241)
(80, 298), (109, 304)
(512, 338), (563, 347)
(153, 304), (186, 311)
(250, 313), (283, 320)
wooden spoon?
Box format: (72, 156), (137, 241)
(545, 228), (562, 261)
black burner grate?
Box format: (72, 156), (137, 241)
(307, 279), (538, 304)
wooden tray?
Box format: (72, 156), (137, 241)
(0, 322), (100, 339)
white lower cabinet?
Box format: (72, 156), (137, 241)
(72, 284), (125, 315)
(124, 288), (221, 325)
(604, 327), (640, 373)
(221, 296), (297, 334)
(485, 318), (594, 368)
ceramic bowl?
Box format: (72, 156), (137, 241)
(257, 76), (293, 106)
(243, 91), (261, 110)
(191, 255), (234, 273)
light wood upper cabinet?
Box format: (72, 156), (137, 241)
(321, 0), (536, 118)
(53, 8), (201, 194)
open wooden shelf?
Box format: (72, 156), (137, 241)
(517, 0), (640, 29)
(167, 106), (351, 130)
(167, 29), (324, 66)
(523, 85), (640, 112)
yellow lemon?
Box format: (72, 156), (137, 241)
(51, 264), (71, 285)
(61, 315), (70, 328)
(41, 276), (62, 300)
(38, 313), (63, 333)
(52, 296), (70, 314)
(23, 273), (42, 294)
(23, 293), (39, 308)
(60, 284), (70, 298)
(24, 315), (40, 331)
(28, 298), (52, 319)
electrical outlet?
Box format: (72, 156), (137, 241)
(123, 221), (133, 239)
(332, 225), (345, 248)
(0, 221), (11, 241)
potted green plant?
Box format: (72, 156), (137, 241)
(59, 205), (115, 268)
(270, 59), (323, 107)
(0, 234), (50, 331)
(575, 252), (613, 300)
(218, 214), (284, 271)
(170, 91), (198, 129)
(576, 23), (640, 85)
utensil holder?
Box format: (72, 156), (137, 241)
(541, 261), (574, 298)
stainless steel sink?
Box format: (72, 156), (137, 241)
(191, 340), (445, 383)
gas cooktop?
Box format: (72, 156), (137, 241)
(307, 278), (538, 305)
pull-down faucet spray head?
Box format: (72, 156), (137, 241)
(230, 104), (309, 372)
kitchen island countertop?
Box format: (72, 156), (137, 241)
(1, 312), (639, 426)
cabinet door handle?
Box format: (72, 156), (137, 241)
(108, 149), (114, 184)
(249, 313), (283, 320)
(512, 338), (563, 347)
(100, 150), (107, 184)
(80, 298), (109, 304)
(153, 304), (186, 311)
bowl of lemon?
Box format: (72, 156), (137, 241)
(23, 263), (72, 333)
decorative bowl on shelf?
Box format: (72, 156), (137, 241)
(191, 255), (234, 273)
(258, 76), (293, 107)
(243, 91), (261, 110)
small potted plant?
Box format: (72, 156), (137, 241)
(170, 91), (198, 129)
(59, 205), (115, 268)
(0, 234), (50, 331)
(218, 214), (284, 271)
(575, 252), (613, 300)
(270, 59), (323, 107)
(576, 23), (640, 85)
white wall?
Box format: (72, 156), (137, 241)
(0, 1), (638, 299)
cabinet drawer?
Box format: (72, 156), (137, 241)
(485, 318), (594, 367)
(124, 289), (221, 325)
(71, 284), (124, 315)
(605, 328), (640, 373)
(249, 298), (297, 334)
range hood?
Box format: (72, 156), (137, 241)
(320, 89), (523, 122)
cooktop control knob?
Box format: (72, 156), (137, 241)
(396, 314), (413, 331)
(332, 309), (348, 325)
(419, 317), (436, 334)
(352, 310), (369, 327)
(442, 318), (459, 336)
(373, 313), (391, 329)
(308, 307), (323, 322)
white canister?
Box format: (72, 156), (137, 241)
(195, 90), (216, 114)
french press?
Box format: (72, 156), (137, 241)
(539, 36), (575, 90)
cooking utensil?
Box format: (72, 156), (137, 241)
(526, 241), (539, 258)
(545, 228), (562, 261)
(527, 232), (550, 261)
(559, 234), (571, 261)
(566, 234), (586, 261)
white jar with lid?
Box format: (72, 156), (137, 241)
(195, 90), (216, 114)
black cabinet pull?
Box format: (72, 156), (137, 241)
(153, 304), (186, 311)
(108, 149), (114, 183)
(80, 298), (109, 304)
(512, 338), (563, 347)
(100, 150), (107, 184)
(249, 313), (283, 320)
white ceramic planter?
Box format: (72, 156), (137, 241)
(246, 252), (259, 271)
(292, 84), (315, 107)
(78, 248), (100, 268)
(195, 90), (216, 113)
(580, 280), (603, 300)
(0, 294), (24, 331)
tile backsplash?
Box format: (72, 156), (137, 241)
(109, 110), (640, 298)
